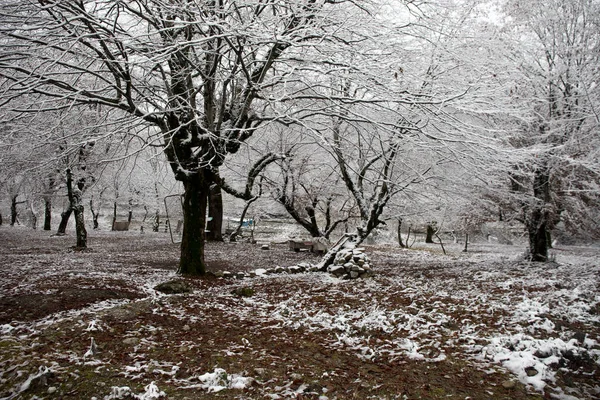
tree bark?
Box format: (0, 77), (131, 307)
(425, 224), (435, 243)
(10, 195), (18, 226)
(153, 210), (160, 232)
(397, 218), (405, 248)
(178, 173), (209, 275)
(66, 169), (87, 248)
(89, 198), (100, 229)
(43, 197), (52, 230)
(57, 208), (72, 235)
(205, 183), (223, 241)
(527, 166), (550, 262)
(111, 202), (117, 231)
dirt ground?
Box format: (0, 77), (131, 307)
(0, 226), (598, 399)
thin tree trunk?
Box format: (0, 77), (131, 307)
(206, 183), (223, 241)
(66, 168), (87, 248)
(153, 210), (160, 232)
(10, 195), (18, 226)
(29, 201), (37, 230)
(463, 233), (469, 253)
(178, 173), (209, 275)
(89, 198), (100, 229)
(230, 196), (258, 241)
(111, 202), (117, 231)
(527, 166), (550, 262)
(397, 218), (405, 248)
(43, 197), (52, 230)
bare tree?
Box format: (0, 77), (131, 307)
(0, 0), (387, 275)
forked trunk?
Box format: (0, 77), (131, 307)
(178, 173), (209, 275)
(66, 169), (87, 249)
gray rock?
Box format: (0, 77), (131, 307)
(525, 367), (538, 377)
(350, 271), (360, 279)
(154, 280), (192, 294)
(261, 244), (270, 250)
(328, 265), (346, 277)
(289, 266), (302, 274)
(123, 337), (140, 346)
(502, 380), (516, 389)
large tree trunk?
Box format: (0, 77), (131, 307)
(527, 166), (551, 262)
(205, 183), (223, 241)
(43, 197), (52, 230)
(178, 173), (209, 275)
(57, 208), (72, 235)
(66, 169), (87, 248)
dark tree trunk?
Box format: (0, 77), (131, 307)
(66, 169), (87, 248)
(57, 208), (72, 235)
(178, 173), (209, 275)
(205, 183), (223, 241)
(397, 218), (405, 248)
(10, 195), (18, 226)
(111, 202), (117, 231)
(527, 166), (550, 262)
(43, 198), (52, 230)
(425, 224), (435, 243)
(463, 233), (469, 253)
(0, 211), (2, 226)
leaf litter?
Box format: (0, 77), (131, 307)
(0, 227), (598, 399)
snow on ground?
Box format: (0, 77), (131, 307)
(0, 228), (598, 399)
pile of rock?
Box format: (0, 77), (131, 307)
(327, 247), (372, 279)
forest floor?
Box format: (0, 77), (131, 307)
(0, 226), (598, 400)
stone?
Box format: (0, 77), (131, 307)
(501, 380), (516, 389)
(222, 271), (232, 278)
(343, 262), (355, 271)
(254, 368), (266, 377)
(572, 331), (586, 344)
(47, 387), (57, 394)
(350, 271), (360, 279)
(236, 272), (246, 279)
(289, 266), (302, 274)
(123, 337), (140, 346)
(214, 271), (225, 278)
(261, 244), (270, 250)
(233, 287), (255, 297)
(154, 280), (192, 294)
(255, 268), (267, 276)
(328, 265), (346, 278)
(525, 367), (538, 377)
(183, 325), (190, 331)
